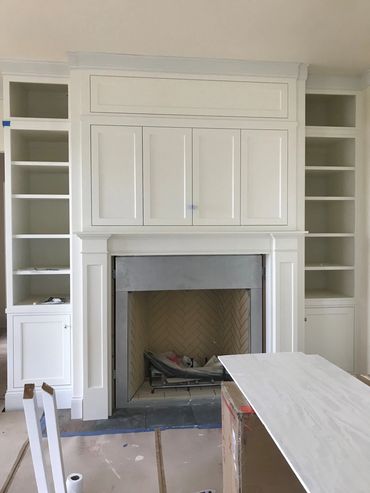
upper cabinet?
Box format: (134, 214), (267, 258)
(80, 67), (300, 230)
(241, 129), (288, 225)
(193, 129), (240, 225)
(143, 127), (192, 225)
(88, 124), (292, 228)
(91, 125), (143, 225)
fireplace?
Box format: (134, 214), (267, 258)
(114, 255), (263, 407)
(76, 231), (300, 421)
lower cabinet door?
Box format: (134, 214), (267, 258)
(305, 306), (354, 372)
(13, 314), (71, 388)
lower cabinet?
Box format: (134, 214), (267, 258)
(12, 314), (71, 388)
(305, 305), (354, 372)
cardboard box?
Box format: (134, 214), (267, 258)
(357, 374), (370, 387)
(221, 382), (305, 493)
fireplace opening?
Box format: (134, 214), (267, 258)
(114, 255), (264, 407)
(127, 288), (251, 401)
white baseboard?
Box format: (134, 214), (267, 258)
(5, 387), (72, 411)
(70, 396), (83, 419)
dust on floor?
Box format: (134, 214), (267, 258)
(6, 427), (222, 493)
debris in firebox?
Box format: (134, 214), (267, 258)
(144, 351), (231, 391)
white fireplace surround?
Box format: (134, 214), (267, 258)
(74, 231), (304, 420)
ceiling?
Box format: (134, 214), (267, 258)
(1, 0), (370, 75)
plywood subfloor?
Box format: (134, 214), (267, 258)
(0, 411), (28, 492)
(162, 428), (222, 493)
(7, 428), (222, 493)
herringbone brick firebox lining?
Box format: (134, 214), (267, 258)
(128, 289), (251, 399)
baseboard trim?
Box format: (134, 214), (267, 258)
(5, 387), (72, 410)
(71, 396), (83, 419)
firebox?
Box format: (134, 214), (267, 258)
(114, 255), (263, 407)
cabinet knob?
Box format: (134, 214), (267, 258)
(304, 317), (307, 322)
(187, 204), (198, 210)
(64, 324), (71, 329)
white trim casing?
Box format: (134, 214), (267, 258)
(77, 231), (302, 420)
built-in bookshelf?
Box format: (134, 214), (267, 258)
(305, 93), (356, 300)
(7, 81), (70, 306)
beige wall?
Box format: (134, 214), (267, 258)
(0, 154), (5, 329)
(1, 1), (370, 75)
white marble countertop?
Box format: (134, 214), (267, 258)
(219, 352), (370, 493)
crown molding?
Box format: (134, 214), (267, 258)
(307, 73), (364, 91)
(361, 69), (370, 89)
(0, 58), (69, 77)
(68, 51), (307, 80)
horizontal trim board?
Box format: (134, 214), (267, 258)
(91, 75), (289, 118)
(70, 52), (306, 79)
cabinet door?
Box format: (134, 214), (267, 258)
(13, 314), (71, 387)
(91, 125), (143, 225)
(241, 129), (288, 225)
(193, 129), (240, 225)
(143, 127), (192, 225)
(305, 306), (354, 372)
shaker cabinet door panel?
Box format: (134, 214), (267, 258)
(305, 306), (354, 373)
(91, 125), (143, 225)
(13, 314), (71, 388)
(193, 129), (240, 225)
(241, 129), (288, 225)
(143, 127), (192, 225)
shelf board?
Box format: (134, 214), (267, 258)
(306, 126), (357, 138)
(305, 263), (354, 271)
(12, 161), (69, 168)
(12, 295), (71, 307)
(306, 233), (354, 238)
(12, 194), (69, 200)
(13, 234), (70, 239)
(305, 289), (354, 300)
(8, 118), (70, 131)
(305, 196), (354, 201)
(305, 166), (354, 172)
(14, 267), (70, 276)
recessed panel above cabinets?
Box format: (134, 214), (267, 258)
(90, 75), (291, 119)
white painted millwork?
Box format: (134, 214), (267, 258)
(304, 90), (362, 373)
(193, 128), (240, 225)
(2, 56), (310, 418)
(2, 74), (73, 412)
(305, 306), (354, 372)
(91, 125), (143, 225)
(13, 314), (71, 387)
(241, 129), (288, 225)
(90, 75), (289, 118)
(143, 127), (192, 225)
(77, 231), (301, 419)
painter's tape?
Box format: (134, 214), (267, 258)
(2, 120), (10, 127)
